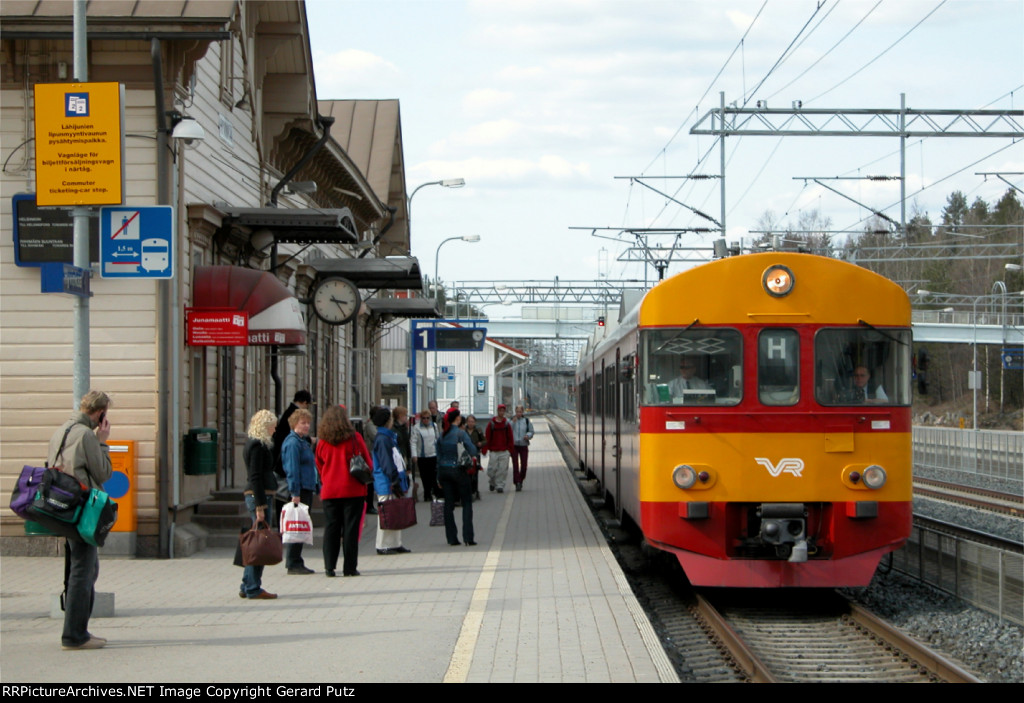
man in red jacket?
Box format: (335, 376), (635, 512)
(484, 404), (514, 493)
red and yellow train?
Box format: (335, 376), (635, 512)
(576, 253), (912, 587)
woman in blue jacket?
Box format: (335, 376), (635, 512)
(436, 408), (479, 546)
(281, 408), (317, 574)
(371, 407), (411, 555)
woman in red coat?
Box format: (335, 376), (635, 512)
(315, 405), (372, 577)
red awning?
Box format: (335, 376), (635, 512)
(192, 266), (306, 346)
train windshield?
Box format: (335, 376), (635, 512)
(815, 328), (912, 406)
(640, 328), (742, 406)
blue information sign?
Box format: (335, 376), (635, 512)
(1002, 347), (1023, 371)
(99, 205), (174, 279)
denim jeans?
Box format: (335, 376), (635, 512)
(240, 494), (267, 597)
(63, 539), (99, 646)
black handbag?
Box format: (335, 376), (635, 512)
(348, 454), (373, 485)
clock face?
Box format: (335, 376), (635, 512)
(312, 276), (361, 324)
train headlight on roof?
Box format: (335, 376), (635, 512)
(762, 264), (794, 297)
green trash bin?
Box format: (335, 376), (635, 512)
(184, 427), (218, 475)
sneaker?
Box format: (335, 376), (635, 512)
(62, 636), (106, 650)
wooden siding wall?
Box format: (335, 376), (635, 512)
(0, 66), (162, 535)
(1, 26), (370, 547)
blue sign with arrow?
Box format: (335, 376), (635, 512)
(99, 205), (174, 279)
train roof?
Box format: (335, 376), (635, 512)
(639, 252), (910, 328)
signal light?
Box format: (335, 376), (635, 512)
(597, 316), (605, 327)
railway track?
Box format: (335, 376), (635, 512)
(541, 411), (983, 683)
(914, 477), (1023, 516)
(694, 591), (979, 682)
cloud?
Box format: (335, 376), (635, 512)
(312, 49), (402, 98)
(411, 155), (594, 187)
(463, 89), (515, 113)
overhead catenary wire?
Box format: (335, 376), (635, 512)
(638, 0), (769, 175)
(766, 0), (883, 102)
(743, 0), (829, 106)
(807, 0), (949, 104)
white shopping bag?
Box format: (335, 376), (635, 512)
(280, 501), (313, 545)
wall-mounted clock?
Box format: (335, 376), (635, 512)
(311, 276), (361, 325)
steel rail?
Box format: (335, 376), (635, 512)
(845, 601), (982, 683)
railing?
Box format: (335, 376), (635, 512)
(891, 524), (1023, 626)
(913, 427), (1024, 482)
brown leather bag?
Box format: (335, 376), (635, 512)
(240, 520), (283, 566)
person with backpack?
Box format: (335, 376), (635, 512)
(436, 408), (479, 546)
(510, 405), (535, 492)
(483, 404), (514, 493)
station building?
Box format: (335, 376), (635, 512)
(0, 1), (432, 556)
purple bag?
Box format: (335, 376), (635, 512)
(10, 464), (47, 520)
(13, 423), (76, 520)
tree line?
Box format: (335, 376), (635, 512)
(756, 188), (1023, 422)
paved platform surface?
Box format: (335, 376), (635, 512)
(0, 418), (676, 683)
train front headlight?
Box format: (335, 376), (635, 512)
(672, 464), (697, 489)
(862, 464), (887, 490)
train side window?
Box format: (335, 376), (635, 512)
(815, 328), (912, 406)
(758, 329), (799, 405)
(640, 328), (742, 406)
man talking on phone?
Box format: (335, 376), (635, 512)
(46, 390), (113, 650)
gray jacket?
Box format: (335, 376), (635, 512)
(511, 416), (534, 446)
(47, 412), (112, 490)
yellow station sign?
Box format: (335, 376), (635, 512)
(33, 82), (124, 206)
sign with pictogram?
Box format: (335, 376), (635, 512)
(186, 308), (249, 346)
(33, 82), (124, 206)
(99, 205), (174, 278)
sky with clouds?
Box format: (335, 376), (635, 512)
(306, 0), (1023, 308)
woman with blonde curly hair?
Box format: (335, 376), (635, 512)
(239, 409), (278, 599)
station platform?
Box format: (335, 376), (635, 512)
(0, 418), (677, 683)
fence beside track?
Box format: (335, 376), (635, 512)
(891, 521), (1023, 625)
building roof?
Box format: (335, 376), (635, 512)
(319, 100), (409, 256)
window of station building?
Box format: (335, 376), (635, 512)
(640, 328), (742, 406)
(815, 328), (912, 406)
(758, 329), (799, 406)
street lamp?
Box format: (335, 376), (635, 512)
(430, 234), (480, 409)
(434, 235), (481, 311)
(407, 178), (466, 224)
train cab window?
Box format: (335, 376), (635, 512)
(815, 328), (912, 406)
(758, 329), (799, 406)
(640, 328), (742, 406)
